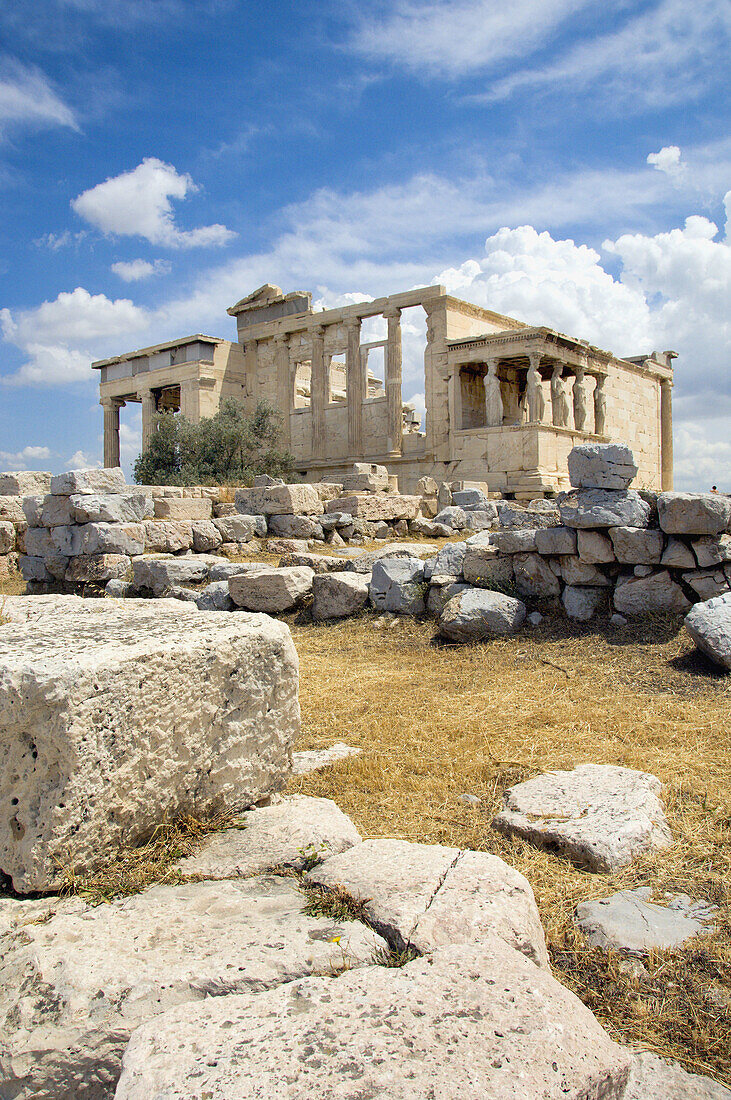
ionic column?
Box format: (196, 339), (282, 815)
(660, 378), (673, 490)
(309, 323), (327, 460)
(345, 316), (364, 457)
(139, 389), (157, 449)
(101, 397), (122, 467)
(384, 307), (403, 455)
(274, 335), (292, 448)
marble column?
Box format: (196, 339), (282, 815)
(484, 359), (504, 426)
(593, 374), (607, 436)
(573, 362), (589, 432)
(139, 389), (157, 450)
(310, 323), (327, 460)
(384, 307), (403, 455)
(661, 379), (673, 490)
(346, 316), (364, 457)
(101, 398), (122, 467)
(526, 353), (545, 423)
(274, 335), (292, 448)
(550, 363), (571, 428)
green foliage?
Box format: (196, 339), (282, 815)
(133, 399), (294, 487)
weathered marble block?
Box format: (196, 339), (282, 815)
(50, 467), (127, 496)
(70, 491), (148, 524)
(658, 492), (731, 535)
(326, 494), (420, 521)
(0, 471), (52, 496)
(236, 484), (322, 516)
(568, 443), (638, 490)
(154, 497), (213, 521)
(0, 605), (298, 892)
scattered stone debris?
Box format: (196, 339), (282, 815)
(291, 742), (362, 775)
(575, 888), (716, 952)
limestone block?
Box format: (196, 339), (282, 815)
(684, 592), (731, 670)
(0, 594), (185, 625)
(253, 474), (284, 487)
(0, 496), (28, 524)
(190, 519), (224, 552)
(493, 764), (672, 872)
(562, 585), (608, 622)
(40, 494), (75, 527)
(497, 502), (560, 529)
(568, 443), (638, 490)
(70, 492), (148, 524)
(195, 581), (235, 611)
(235, 483), (322, 515)
(268, 514), (325, 539)
(228, 566), (314, 612)
(21, 495), (45, 526)
(66, 554), (131, 585)
(559, 556), (612, 587)
(609, 526), (664, 564)
(416, 475), (438, 496)
(492, 528), (538, 554)
(115, 937), (631, 1100)
(661, 537), (696, 569)
(209, 560), (270, 581)
(17, 555), (52, 582)
(141, 520), (191, 553)
(43, 552), (69, 580)
(308, 838), (548, 967)
(462, 546), (514, 590)
(427, 581), (470, 615)
(176, 795), (361, 879)
(105, 579), (133, 598)
(576, 888), (715, 952)
(614, 571), (692, 616)
(266, 537), (310, 555)
(0, 520), (16, 554)
(0, 606), (299, 891)
(213, 501), (237, 517)
(50, 467), (127, 496)
(452, 489), (495, 512)
(409, 517), (451, 537)
(214, 513), (266, 541)
(327, 494), (420, 521)
(439, 588), (526, 641)
(0, 470), (51, 495)
(369, 557), (426, 614)
(319, 510), (353, 530)
(577, 528), (616, 563)
(77, 522), (145, 557)
(345, 542), (439, 574)
(624, 1052), (731, 1100)
(341, 470), (390, 492)
(24, 525), (54, 556)
(428, 541), (467, 579)
(312, 572), (370, 620)
(154, 497), (213, 521)
(534, 525), (577, 556)
(279, 552), (347, 573)
(132, 556), (212, 595)
(462, 508), (495, 531)
(433, 505), (468, 529)
(683, 568), (730, 601)
(167, 585), (200, 604)
(693, 534), (731, 568)
(658, 492), (731, 535)
(0, 876), (383, 1100)
(315, 482), (343, 503)
(513, 552), (561, 598)
(560, 489), (651, 529)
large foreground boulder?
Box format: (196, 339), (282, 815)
(439, 587), (526, 641)
(0, 605), (298, 891)
(613, 570), (691, 616)
(0, 876), (385, 1099)
(228, 565), (314, 612)
(369, 556), (426, 614)
(559, 489), (651, 529)
(312, 571), (370, 620)
(307, 837), (549, 967)
(493, 764), (672, 872)
(568, 443), (638, 490)
(658, 491), (731, 535)
(115, 939), (632, 1100)
(684, 592), (731, 670)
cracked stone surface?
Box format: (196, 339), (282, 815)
(0, 875), (386, 1100)
(115, 939), (631, 1100)
(624, 1052), (731, 1099)
(174, 795), (362, 879)
(306, 837), (549, 968)
(492, 764), (672, 872)
(575, 888), (716, 952)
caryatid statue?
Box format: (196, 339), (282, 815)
(594, 374), (607, 435)
(484, 359), (504, 427)
(550, 364), (571, 428)
(526, 354), (545, 423)
(573, 363), (588, 432)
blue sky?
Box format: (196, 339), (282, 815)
(1, 0), (729, 488)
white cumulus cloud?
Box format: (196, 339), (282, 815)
(71, 158), (236, 249)
(647, 145), (686, 179)
(111, 258), (171, 281)
(0, 445), (52, 470)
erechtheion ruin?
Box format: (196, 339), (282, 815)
(94, 283), (676, 497)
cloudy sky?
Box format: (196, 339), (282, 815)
(0, 0), (729, 489)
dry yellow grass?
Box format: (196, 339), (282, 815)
(0, 573), (25, 598)
(286, 614), (731, 1084)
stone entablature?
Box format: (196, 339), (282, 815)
(93, 284), (676, 496)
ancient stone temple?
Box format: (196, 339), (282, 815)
(94, 284), (675, 496)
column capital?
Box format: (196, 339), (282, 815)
(343, 315), (361, 330)
(527, 351), (543, 368)
(383, 306), (402, 321)
(309, 321), (326, 337)
(273, 333), (288, 347)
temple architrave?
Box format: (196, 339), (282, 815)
(93, 283), (675, 497)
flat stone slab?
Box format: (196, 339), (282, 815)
(685, 592), (731, 670)
(307, 837), (549, 968)
(576, 888), (716, 952)
(115, 939), (631, 1100)
(175, 795), (361, 878)
(292, 742), (362, 774)
(658, 492), (731, 536)
(624, 1052), (731, 1099)
(492, 764), (672, 872)
(559, 489), (651, 529)
(439, 587), (526, 641)
(228, 565), (314, 612)
(0, 875), (386, 1100)
(0, 604), (298, 891)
